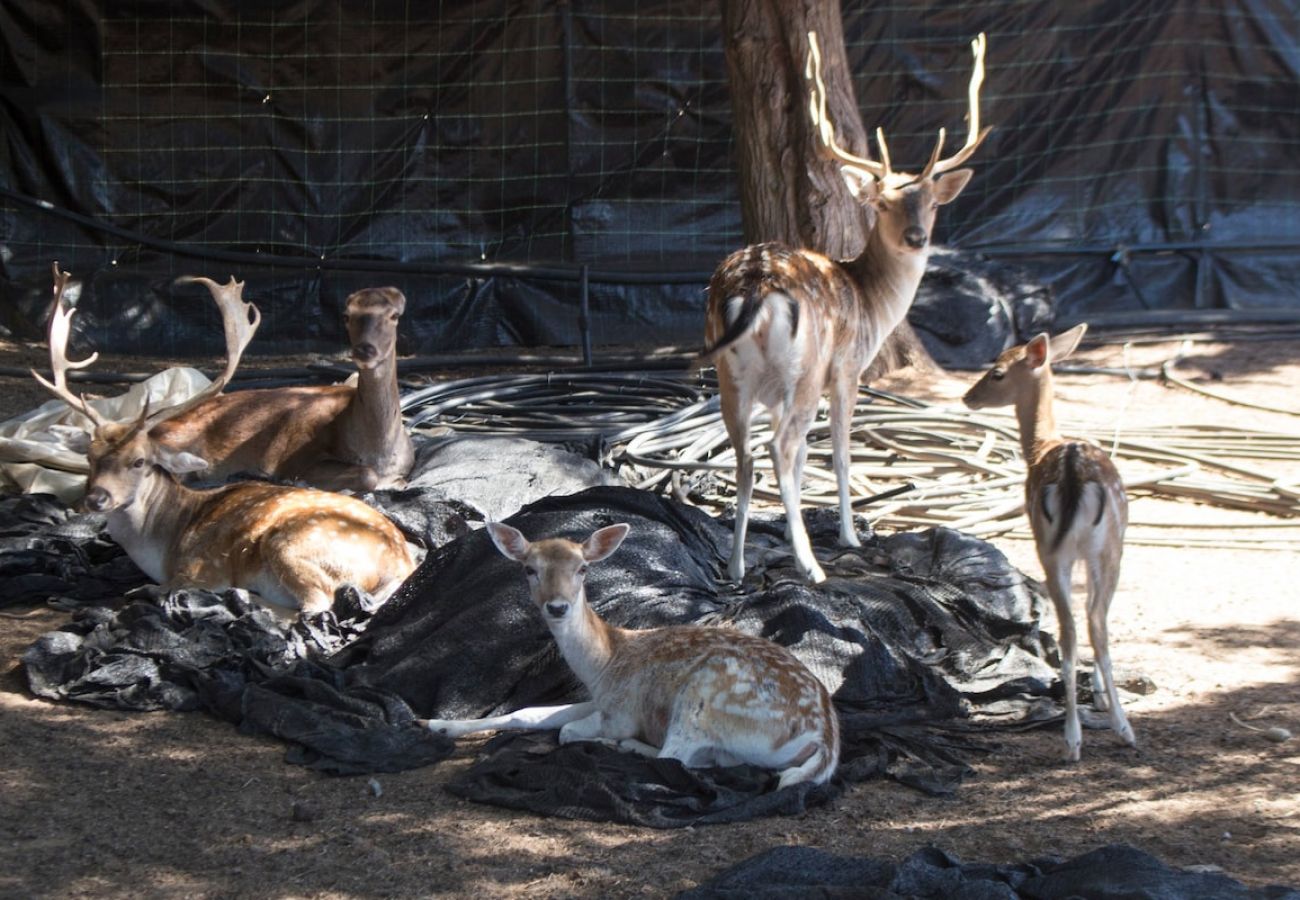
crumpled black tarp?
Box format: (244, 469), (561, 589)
(911, 249), (1056, 369)
(19, 467), (1068, 825)
(678, 844), (1300, 900)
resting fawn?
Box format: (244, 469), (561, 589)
(422, 523), (840, 789)
(964, 323), (1136, 760)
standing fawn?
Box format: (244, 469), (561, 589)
(422, 522), (840, 790)
(963, 324), (1136, 761)
(149, 280), (415, 491)
(34, 264), (415, 618)
(702, 33), (991, 583)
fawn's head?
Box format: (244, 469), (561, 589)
(344, 287), (405, 369)
(963, 324), (1087, 410)
(487, 522), (630, 623)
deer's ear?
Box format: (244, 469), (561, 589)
(840, 166), (880, 204)
(155, 446), (210, 475)
(582, 523), (630, 563)
(1048, 323), (1087, 362)
(487, 522), (530, 562)
(388, 288), (407, 316)
(50, 425), (92, 455)
(1024, 334), (1051, 369)
(932, 168), (973, 205)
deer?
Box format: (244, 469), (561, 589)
(963, 323), (1136, 761)
(148, 281), (415, 491)
(33, 263), (416, 619)
(421, 522), (840, 790)
(699, 32), (992, 584)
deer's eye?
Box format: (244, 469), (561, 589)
(523, 566), (538, 578)
(132, 458), (147, 468)
(576, 564), (589, 577)
(389, 313), (399, 322)
(991, 370), (1005, 381)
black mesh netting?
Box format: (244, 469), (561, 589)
(678, 844), (1300, 900)
(13, 438), (1076, 825)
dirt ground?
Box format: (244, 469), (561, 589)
(0, 335), (1297, 898)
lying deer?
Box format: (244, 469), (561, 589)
(701, 33), (992, 583)
(422, 522), (840, 790)
(963, 324), (1136, 761)
(149, 280), (414, 491)
(34, 264), (415, 618)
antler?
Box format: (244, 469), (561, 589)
(920, 32), (992, 178)
(806, 31), (891, 182)
(31, 262), (108, 427)
(142, 275), (261, 429)
(807, 30), (992, 183)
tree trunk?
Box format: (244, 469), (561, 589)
(719, 0), (933, 374)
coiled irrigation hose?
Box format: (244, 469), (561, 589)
(400, 368), (1300, 550)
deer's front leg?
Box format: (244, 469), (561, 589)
(829, 375), (862, 548)
(424, 702), (597, 739)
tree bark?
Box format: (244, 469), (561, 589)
(719, 0), (933, 374)
(720, 0), (872, 258)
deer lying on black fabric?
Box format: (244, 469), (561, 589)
(422, 522), (840, 790)
(964, 324), (1136, 761)
(34, 264), (415, 619)
(701, 33), (992, 583)
(148, 281), (414, 491)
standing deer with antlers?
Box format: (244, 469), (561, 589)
(701, 33), (992, 583)
(423, 522), (840, 789)
(964, 324), (1136, 761)
(33, 264), (415, 618)
(148, 281), (414, 491)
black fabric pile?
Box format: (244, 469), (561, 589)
(14, 442), (1070, 825)
(679, 844), (1300, 899)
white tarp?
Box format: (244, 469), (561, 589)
(0, 367), (212, 503)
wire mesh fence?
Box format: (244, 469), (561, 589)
(2, 1), (1298, 356)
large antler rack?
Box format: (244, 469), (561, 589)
(141, 276), (261, 430)
(806, 30), (992, 187)
(31, 262), (108, 428)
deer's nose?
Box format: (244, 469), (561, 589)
(545, 601), (570, 619)
(352, 343), (378, 362)
(83, 487), (110, 512)
(903, 227), (928, 249)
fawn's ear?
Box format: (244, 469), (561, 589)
(487, 522), (530, 562)
(582, 523), (630, 563)
(1048, 323), (1088, 363)
(1024, 333), (1051, 369)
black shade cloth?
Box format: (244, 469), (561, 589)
(678, 844), (1300, 899)
(17, 466), (1071, 825)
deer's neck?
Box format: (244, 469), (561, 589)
(547, 596), (621, 694)
(845, 230), (930, 336)
(1015, 370), (1062, 465)
(338, 357), (412, 471)
(345, 358), (403, 436)
(106, 470), (203, 583)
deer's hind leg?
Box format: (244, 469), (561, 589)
(719, 369), (757, 582)
(1086, 546), (1136, 747)
(769, 393), (825, 584)
(1041, 553), (1082, 762)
